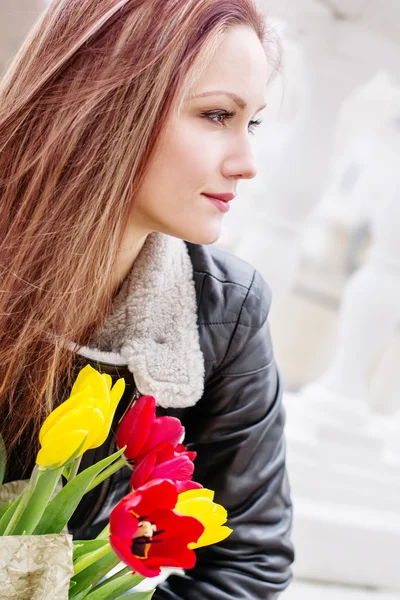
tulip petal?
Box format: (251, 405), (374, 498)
(174, 490), (232, 550)
(144, 508), (203, 569)
(109, 493), (140, 540)
(39, 391), (87, 444)
(145, 536), (198, 571)
(70, 367), (110, 416)
(36, 430), (88, 469)
(38, 365), (124, 472)
(102, 373), (112, 390)
(189, 525), (233, 549)
(110, 378), (126, 410)
(130, 443), (197, 490)
(116, 396), (156, 459)
(71, 365), (108, 398)
(130, 451), (157, 490)
(175, 480), (203, 493)
(176, 497), (228, 527)
(154, 443), (175, 464)
(175, 443), (197, 462)
(41, 406), (105, 455)
(178, 488), (214, 502)
(70, 365), (98, 396)
(134, 479), (178, 515)
(137, 416), (184, 460)
(151, 455), (194, 482)
(110, 534), (162, 578)
(109, 480), (205, 577)
(91, 377), (125, 448)
(148, 508), (204, 545)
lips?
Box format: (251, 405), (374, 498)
(202, 193), (234, 214)
(203, 193), (236, 202)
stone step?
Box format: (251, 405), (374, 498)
(288, 470), (400, 512)
(281, 579), (399, 600)
(287, 441), (400, 480)
(290, 498), (400, 591)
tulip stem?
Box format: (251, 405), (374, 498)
(85, 456), (128, 493)
(3, 466), (40, 535)
(108, 566), (132, 579)
(68, 455), (82, 481)
(86, 571), (145, 599)
(73, 541), (114, 575)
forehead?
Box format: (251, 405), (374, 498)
(187, 25), (268, 107)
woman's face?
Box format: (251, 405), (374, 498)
(131, 24), (268, 245)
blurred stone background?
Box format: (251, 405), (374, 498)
(1, 1), (400, 598)
(0, 1), (43, 71)
(222, 2), (400, 598)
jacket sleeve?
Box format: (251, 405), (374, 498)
(154, 270), (295, 600)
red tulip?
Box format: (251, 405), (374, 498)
(109, 479), (204, 578)
(116, 396), (184, 462)
(131, 442), (203, 493)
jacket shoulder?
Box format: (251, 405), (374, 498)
(186, 242), (272, 322)
(186, 242), (254, 288)
(185, 243), (272, 370)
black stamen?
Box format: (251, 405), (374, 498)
(131, 535), (162, 557)
(153, 529), (164, 537)
(131, 536), (149, 557)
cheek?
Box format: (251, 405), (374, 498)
(159, 125), (217, 186)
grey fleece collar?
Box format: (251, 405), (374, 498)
(76, 233), (205, 409)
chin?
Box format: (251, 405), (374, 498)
(184, 226), (222, 246)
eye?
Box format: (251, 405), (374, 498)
(201, 110), (263, 135)
(248, 119), (262, 136)
(201, 110), (235, 128)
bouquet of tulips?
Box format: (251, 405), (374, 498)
(0, 365), (232, 600)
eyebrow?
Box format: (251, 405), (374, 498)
(190, 90), (266, 113)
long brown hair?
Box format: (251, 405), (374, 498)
(0, 0), (270, 463)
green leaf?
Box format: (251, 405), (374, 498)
(69, 589), (93, 600)
(62, 462), (74, 480)
(85, 572), (144, 600)
(0, 434), (6, 486)
(0, 501), (12, 520)
(73, 542), (113, 576)
(115, 592), (155, 600)
(12, 466), (63, 535)
(0, 496), (21, 535)
(85, 456), (127, 493)
(34, 447), (125, 535)
(69, 553), (120, 599)
(68, 455), (83, 481)
(2, 467), (41, 535)
(90, 566), (130, 587)
(73, 539), (110, 561)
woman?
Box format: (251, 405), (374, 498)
(0, 0), (294, 597)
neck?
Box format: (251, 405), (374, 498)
(113, 232), (148, 295)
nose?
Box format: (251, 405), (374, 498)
(221, 138), (258, 180)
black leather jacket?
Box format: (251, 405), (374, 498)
(70, 242), (294, 599)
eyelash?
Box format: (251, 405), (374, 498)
(201, 110), (262, 135)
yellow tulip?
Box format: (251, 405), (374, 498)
(175, 488), (233, 549)
(36, 365), (125, 469)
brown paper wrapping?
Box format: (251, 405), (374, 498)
(0, 534), (73, 600)
(0, 480), (74, 599)
(0, 480), (28, 503)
